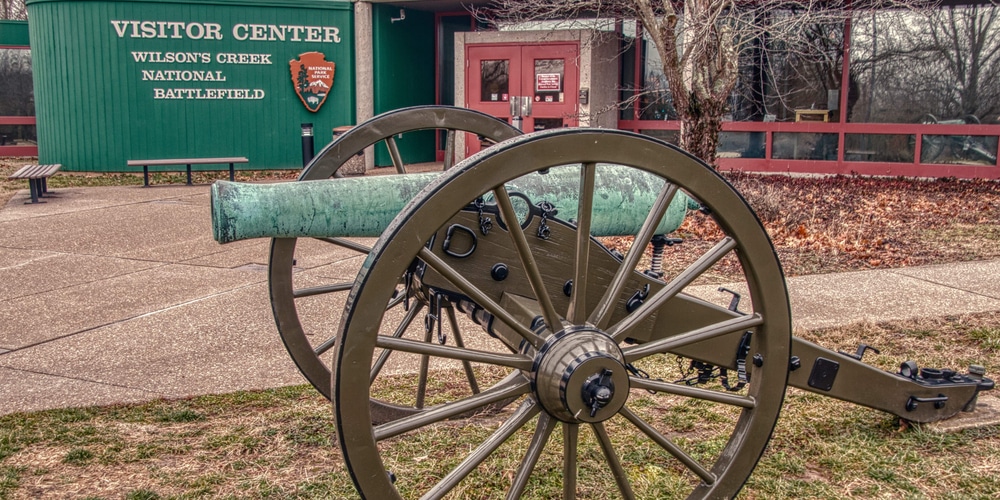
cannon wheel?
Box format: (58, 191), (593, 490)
(269, 106), (521, 409)
(334, 129), (792, 498)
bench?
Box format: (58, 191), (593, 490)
(7, 164), (62, 204)
(126, 157), (249, 186)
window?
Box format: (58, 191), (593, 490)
(849, 5), (1000, 125)
(730, 15), (845, 122)
(620, 21), (678, 121)
(0, 47), (35, 146)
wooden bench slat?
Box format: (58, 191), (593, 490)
(37, 165), (61, 177)
(8, 164), (61, 179)
(127, 157), (248, 167)
(8, 165), (37, 179)
(126, 157), (248, 186)
(6, 164), (62, 204)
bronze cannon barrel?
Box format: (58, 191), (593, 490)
(211, 165), (697, 244)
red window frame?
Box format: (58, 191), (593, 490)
(617, 17), (1000, 179)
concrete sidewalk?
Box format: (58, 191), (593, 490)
(2, 183), (999, 416)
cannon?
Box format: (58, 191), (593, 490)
(211, 106), (994, 499)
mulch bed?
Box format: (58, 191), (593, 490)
(727, 173), (1000, 276)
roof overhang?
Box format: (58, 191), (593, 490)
(364, 0), (492, 14)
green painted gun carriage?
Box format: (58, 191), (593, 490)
(211, 106), (994, 499)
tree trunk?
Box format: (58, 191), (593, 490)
(679, 96), (726, 168)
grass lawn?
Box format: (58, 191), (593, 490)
(2, 158), (998, 498)
(1, 313), (997, 499)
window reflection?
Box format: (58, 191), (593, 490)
(639, 129), (679, 145)
(480, 60), (509, 102)
(920, 134), (998, 165)
(0, 47), (35, 147)
(620, 23), (677, 121)
(0, 48), (33, 117)
(718, 132), (766, 159)
(731, 15), (844, 122)
(773, 133), (838, 160)
(844, 134), (913, 162)
(850, 5), (1000, 125)
(0, 125), (36, 146)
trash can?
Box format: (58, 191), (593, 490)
(333, 126), (367, 175)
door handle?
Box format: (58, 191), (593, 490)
(509, 96), (532, 118)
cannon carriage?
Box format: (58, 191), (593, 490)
(211, 106), (994, 499)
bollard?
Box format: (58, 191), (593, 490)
(301, 123), (314, 167)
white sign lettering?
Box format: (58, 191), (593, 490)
(115, 19), (340, 103)
(131, 52), (211, 64)
(112, 20), (342, 43)
(216, 53), (272, 64)
(232, 24), (340, 43)
(142, 70), (226, 82)
(153, 88), (265, 100)
(112, 20), (223, 40)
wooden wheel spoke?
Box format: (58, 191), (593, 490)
(316, 289), (410, 358)
(386, 288), (407, 309)
(609, 236), (738, 341)
(313, 337), (336, 357)
(385, 136), (406, 174)
(619, 406), (716, 485)
(443, 129), (457, 170)
(446, 305), (481, 394)
(314, 236), (372, 254)
(326, 288), (412, 362)
(374, 336), (533, 371)
(623, 313), (763, 363)
(374, 376), (531, 441)
(630, 377), (756, 408)
(563, 423), (579, 500)
(590, 181), (679, 330)
(506, 412), (557, 500)
(420, 400), (540, 500)
(293, 281), (353, 299)
(590, 421), (636, 500)
(568, 163), (596, 323)
(493, 186), (563, 333)
(418, 247), (546, 349)
(272, 107), (523, 408)
(415, 323), (434, 409)
(369, 303), (425, 382)
(296, 281), (399, 311)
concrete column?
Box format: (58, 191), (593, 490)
(355, 1), (375, 171)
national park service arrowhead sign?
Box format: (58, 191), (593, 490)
(290, 52), (335, 112)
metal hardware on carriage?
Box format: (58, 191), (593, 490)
(209, 119), (999, 500)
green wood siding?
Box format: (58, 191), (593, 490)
(26, 0), (353, 171)
(0, 20), (30, 46)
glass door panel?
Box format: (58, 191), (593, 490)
(480, 60), (510, 102)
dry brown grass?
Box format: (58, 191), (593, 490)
(602, 172), (1000, 280)
(0, 157), (37, 206)
(728, 172), (1000, 275)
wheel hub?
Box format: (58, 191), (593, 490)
(532, 326), (630, 423)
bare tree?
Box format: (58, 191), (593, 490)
(479, 0), (926, 166)
(1, 0), (27, 20)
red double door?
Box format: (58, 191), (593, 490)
(465, 43), (579, 154)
